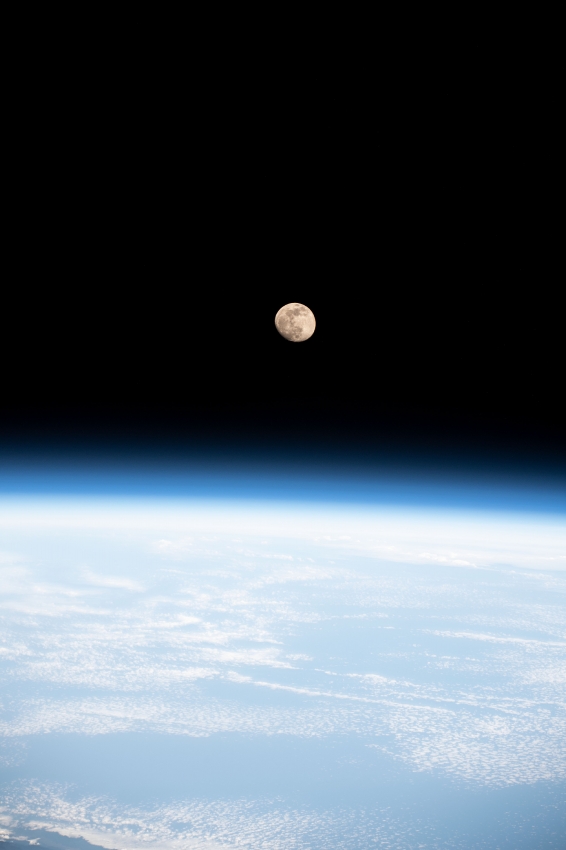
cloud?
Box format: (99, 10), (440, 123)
(427, 630), (566, 647)
(152, 538), (194, 558)
(417, 552), (477, 567)
(0, 781), (425, 850)
(81, 569), (144, 592)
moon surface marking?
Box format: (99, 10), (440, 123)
(274, 303), (316, 342)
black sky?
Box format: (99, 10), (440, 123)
(3, 32), (562, 465)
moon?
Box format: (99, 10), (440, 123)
(274, 303), (316, 342)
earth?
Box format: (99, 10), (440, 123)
(0, 480), (565, 848)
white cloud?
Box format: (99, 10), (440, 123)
(0, 497), (564, 571)
(427, 630), (566, 647)
(153, 538), (194, 558)
(0, 782), (427, 850)
(81, 568), (144, 592)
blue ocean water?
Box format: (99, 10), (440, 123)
(0, 461), (565, 848)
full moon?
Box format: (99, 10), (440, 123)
(274, 303), (316, 342)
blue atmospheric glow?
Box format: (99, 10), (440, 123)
(1, 459), (565, 513)
(0, 464), (565, 848)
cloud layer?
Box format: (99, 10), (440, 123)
(1, 498), (565, 846)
